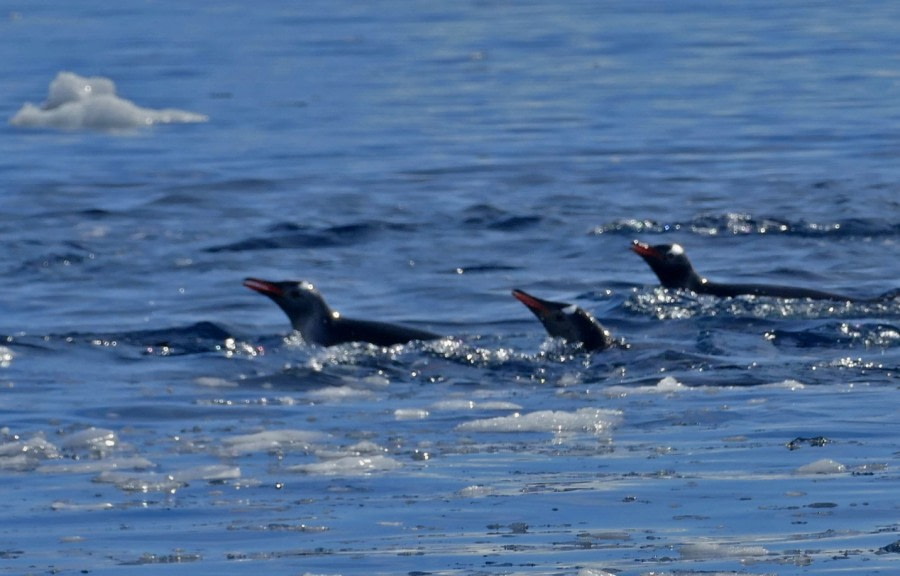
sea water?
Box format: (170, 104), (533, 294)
(2, 2), (898, 575)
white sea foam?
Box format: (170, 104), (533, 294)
(456, 407), (622, 434)
(10, 71), (208, 132)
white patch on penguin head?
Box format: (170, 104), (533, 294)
(668, 244), (684, 257)
(562, 304), (578, 315)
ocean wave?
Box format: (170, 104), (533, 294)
(590, 212), (900, 238)
(625, 287), (900, 321)
(10, 71), (207, 132)
(205, 220), (417, 252)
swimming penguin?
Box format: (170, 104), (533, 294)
(630, 240), (857, 300)
(512, 289), (613, 351)
(243, 277), (440, 346)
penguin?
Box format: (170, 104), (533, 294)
(243, 277), (440, 346)
(631, 240), (857, 300)
(512, 289), (613, 351)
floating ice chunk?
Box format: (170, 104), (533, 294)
(95, 465), (239, 493)
(0, 433), (60, 470)
(38, 456), (155, 475)
(0, 346), (14, 367)
(577, 569), (617, 576)
(795, 458), (847, 475)
(194, 376), (238, 388)
(456, 407), (622, 434)
(60, 427), (118, 452)
(313, 440), (387, 460)
(171, 464), (241, 482)
(51, 501), (115, 511)
(604, 376), (686, 397)
(10, 71), (208, 132)
(305, 386), (375, 402)
(429, 399), (522, 411)
(761, 379), (806, 390)
(430, 399), (477, 410)
(222, 429), (322, 455)
(95, 470), (184, 493)
(394, 408), (429, 420)
(458, 485), (493, 498)
(679, 541), (769, 560)
(288, 455), (402, 475)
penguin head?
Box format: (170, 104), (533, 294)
(243, 278), (334, 338)
(631, 240), (699, 289)
(512, 289), (612, 351)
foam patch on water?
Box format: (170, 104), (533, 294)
(456, 407), (622, 434)
(10, 71), (208, 132)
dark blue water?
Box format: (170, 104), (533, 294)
(2, 2), (898, 575)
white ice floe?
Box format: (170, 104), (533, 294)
(455, 407), (622, 434)
(288, 454), (402, 475)
(576, 570), (618, 576)
(458, 485), (494, 498)
(604, 375), (687, 397)
(0, 433), (59, 470)
(60, 426), (118, 452)
(679, 540), (769, 560)
(429, 399), (522, 411)
(760, 379), (806, 390)
(221, 429), (323, 455)
(95, 465), (240, 493)
(795, 458), (847, 475)
(0, 346), (14, 367)
(394, 408), (429, 420)
(305, 386), (375, 402)
(50, 501), (115, 511)
(194, 376), (239, 388)
(38, 456), (155, 475)
(10, 71), (208, 132)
